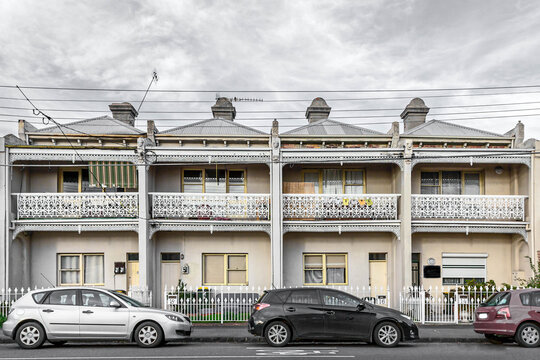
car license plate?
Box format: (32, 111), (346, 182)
(478, 313), (488, 320)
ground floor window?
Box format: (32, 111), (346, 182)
(442, 253), (487, 286)
(202, 253), (248, 285)
(58, 253), (104, 286)
(303, 253), (347, 285)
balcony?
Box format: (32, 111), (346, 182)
(14, 193), (139, 219)
(151, 193), (270, 220)
(411, 195), (526, 221)
(282, 194), (399, 220)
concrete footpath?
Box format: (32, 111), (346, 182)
(0, 323), (486, 344)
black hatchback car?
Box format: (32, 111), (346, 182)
(248, 288), (418, 347)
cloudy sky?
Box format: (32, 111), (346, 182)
(1, 0), (540, 138)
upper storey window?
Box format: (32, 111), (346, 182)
(420, 171), (482, 195)
(302, 169), (364, 194)
(182, 169), (246, 193)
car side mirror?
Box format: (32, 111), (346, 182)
(357, 303), (365, 312)
(110, 300), (121, 308)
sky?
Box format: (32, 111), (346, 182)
(1, 0), (540, 138)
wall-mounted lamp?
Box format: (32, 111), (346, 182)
(495, 166), (504, 175)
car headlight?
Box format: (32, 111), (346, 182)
(166, 314), (185, 322)
(8, 307), (15, 316)
(401, 314), (412, 321)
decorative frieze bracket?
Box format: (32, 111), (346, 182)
(11, 220), (139, 240)
(283, 220), (401, 237)
(148, 220), (272, 237)
(411, 221), (528, 242)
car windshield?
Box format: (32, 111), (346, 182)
(108, 291), (147, 307)
(483, 292), (511, 306)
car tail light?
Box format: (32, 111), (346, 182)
(496, 307), (511, 319)
(253, 303), (270, 311)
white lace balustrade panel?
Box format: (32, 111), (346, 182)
(16, 193), (139, 219)
(411, 195), (526, 221)
(151, 193), (270, 220)
(282, 194), (399, 220)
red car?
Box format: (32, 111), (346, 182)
(474, 289), (540, 347)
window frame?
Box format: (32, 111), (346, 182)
(420, 170), (484, 195)
(182, 169), (247, 194)
(303, 253), (348, 286)
(301, 169), (366, 194)
(57, 253), (105, 286)
(59, 168), (83, 193)
(202, 253), (248, 286)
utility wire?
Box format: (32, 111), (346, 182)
(137, 71), (158, 112)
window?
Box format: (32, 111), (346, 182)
(81, 290), (119, 307)
(321, 290), (360, 307)
(420, 171), (483, 195)
(182, 169), (246, 193)
(32, 292), (47, 304)
(60, 168), (127, 193)
(287, 289), (320, 305)
(303, 253), (347, 285)
(58, 254), (104, 286)
(303, 169), (365, 194)
(161, 253), (181, 261)
(442, 253), (487, 285)
(484, 292), (511, 306)
(532, 291), (540, 307)
(45, 289), (77, 306)
(202, 254), (247, 285)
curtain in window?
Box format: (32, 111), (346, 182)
(183, 170), (203, 193)
(303, 172), (319, 194)
(60, 256), (80, 284)
(344, 170), (364, 194)
(326, 254), (346, 284)
(464, 173), (481, 195)
(304, 255), (323, 283)
(205, 170), (226, 193)
(84, 255), (104, 284)
(204, 255), (225, 284)
(322, 169), (342, 194)
(441, 171), (461, 194)
(420, 172), (440, 194)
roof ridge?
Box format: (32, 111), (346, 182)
(282, 118), (383, 135)
(406, 119), (502, 137)
(160, 117), (266, 135)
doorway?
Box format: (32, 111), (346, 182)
(161, 253), (181, 295)
(126, 253), (139, 290)
(369, 253), (388, 297)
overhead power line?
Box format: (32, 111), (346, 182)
(3, 84), (540, 93)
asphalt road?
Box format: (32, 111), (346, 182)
(0, 342), (538, 360)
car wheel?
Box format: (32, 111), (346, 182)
(15, 322), (46, 349)
(49, 340), (68, 346)
(515, 323), (540, 348)
(373, 321), (401, 347)
(134, 321), (164, 348)
(264, 321), (291, 347)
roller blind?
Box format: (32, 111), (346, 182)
(89, 161), (137, 189)
(442, 253), (487, 278)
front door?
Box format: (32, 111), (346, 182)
(161, 252), (181, 294)
(283, 289), (325, 338)
(127, 253), (139, 290)
(369, 253), (388, 298)
(320, 289), (373, 340)
(39, 289), (79, 338)
(79, 289), (129, 338)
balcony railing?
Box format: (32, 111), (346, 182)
(14, 193), (139, 219)
(283, 194), (399, 220)
(411, 195), (526, 221)
(151, 193), (270, 220)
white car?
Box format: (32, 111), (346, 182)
(2, 287), (192, 349)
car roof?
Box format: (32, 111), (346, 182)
(29, 287), (115, 293)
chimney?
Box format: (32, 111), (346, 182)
(109, 102), (138, 126)
(211, 97), (236, 121)
(401, 98), (429, 132)
(305, 97), (331, 123)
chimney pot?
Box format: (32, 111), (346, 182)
(401, 98), (429, 132)
(305, 97), (331, 123)
(109, 102), (138, 126)
(212, 97), (236, 121)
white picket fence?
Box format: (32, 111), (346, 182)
(399, 285), (524, 324)
(1, 287), (50, 321)
(159, 285), (391, 323)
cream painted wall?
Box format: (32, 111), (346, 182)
(28, 232), (138, 290)
(412, 233), (514, 288)
(283, 232), (394, 290)
(154, 231), (271, 291)
(153, 165), (270, 193)
(28, 168), (58, 192)
(282, 164), (395, 193)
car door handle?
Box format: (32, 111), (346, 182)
(326, 311), (335, 315)
(42, 309), (54, 313)
(82, 310), (94, 314)
(285, 307), (296, 312)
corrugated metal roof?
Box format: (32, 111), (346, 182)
(33, 116), (144, 135)
(282, 119), (384, 136)
(160, 118), (267, 136)
(404, 120), (503, 137)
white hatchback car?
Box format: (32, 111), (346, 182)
(2, 287), (192, 349)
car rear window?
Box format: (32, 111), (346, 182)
(256, 291), (288, 304)
(32, 292), (48, 304)
(484, 292), (511, 306)
(522, 291), (540, 306)
(286, 289), (320, 305)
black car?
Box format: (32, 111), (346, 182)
(248, 288), (419, 347)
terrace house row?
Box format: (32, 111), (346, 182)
(1, 97), (539, 307)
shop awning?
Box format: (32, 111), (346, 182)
(88, 161), (137, 189)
